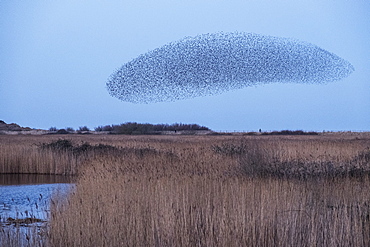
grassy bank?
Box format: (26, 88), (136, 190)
(1, 133), (370, 246)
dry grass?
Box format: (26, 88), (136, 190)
(1, 133), (370, 246)
(1, 133), (369, 176)
(0, 224), (47, 247)
(49, 174), (370, 246)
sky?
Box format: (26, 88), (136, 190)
(1, 0), (369, 132)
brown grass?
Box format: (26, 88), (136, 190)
(1, 133), (370, 246)
(49, 175), (370, 246)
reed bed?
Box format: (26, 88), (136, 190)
(49, 174), (370, 246)
(0, 224), (47, 247)
(1, 134), (369, 176)
(1, 133), (370, 246)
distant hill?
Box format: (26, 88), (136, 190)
(0, 120), (32, 131)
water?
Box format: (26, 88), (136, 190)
(0, 174), (74, 224)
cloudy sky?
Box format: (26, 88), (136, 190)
(1, 0), (369, 131)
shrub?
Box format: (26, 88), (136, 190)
(78, 126), (90, 132)
(110, 122), (210, 134)
(211, 143), (246, 156)
(56, 129), (69, 134)
(39, 139), (74, 151)
(261, 130), (319, 135)
(49, 127), (58, 132)
(38, 139), (119, 155)
(94, 126), (103, 132)
(95, 125), (114, 132)
(102, 125), (114, 131)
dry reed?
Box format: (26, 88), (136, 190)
(1, 133), (370, 246)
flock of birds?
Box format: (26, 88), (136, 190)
(106, 32), (354, 103)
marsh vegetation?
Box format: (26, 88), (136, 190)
(0, 133), (369, 246)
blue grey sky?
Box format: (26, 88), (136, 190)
(1, 0), (369, 131)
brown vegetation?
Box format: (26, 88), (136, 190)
(0, 133), (370, 246)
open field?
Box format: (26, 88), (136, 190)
(1, 133), (370, 246)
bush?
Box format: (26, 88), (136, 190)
(102, 125), (114, 131)
(94, 126), (103, 132)
(39, 139), (74, 151)
(109, 122), (210, 134)
(66, 127), (75, 132)
(38, 139), (118, 154)
(261, 130), (319, 135)
(56, 129), (69, 134)
(49, 127), (58, 132)
(94, 125), (114, 132)
(78, 126), (90, 132)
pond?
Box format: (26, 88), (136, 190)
(0, 174), (74, 225)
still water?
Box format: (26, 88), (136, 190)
(0, 174), (74, 223)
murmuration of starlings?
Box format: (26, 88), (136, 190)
(107, 32), (354, 103)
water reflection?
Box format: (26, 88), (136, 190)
(0, 174), (74, 223)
